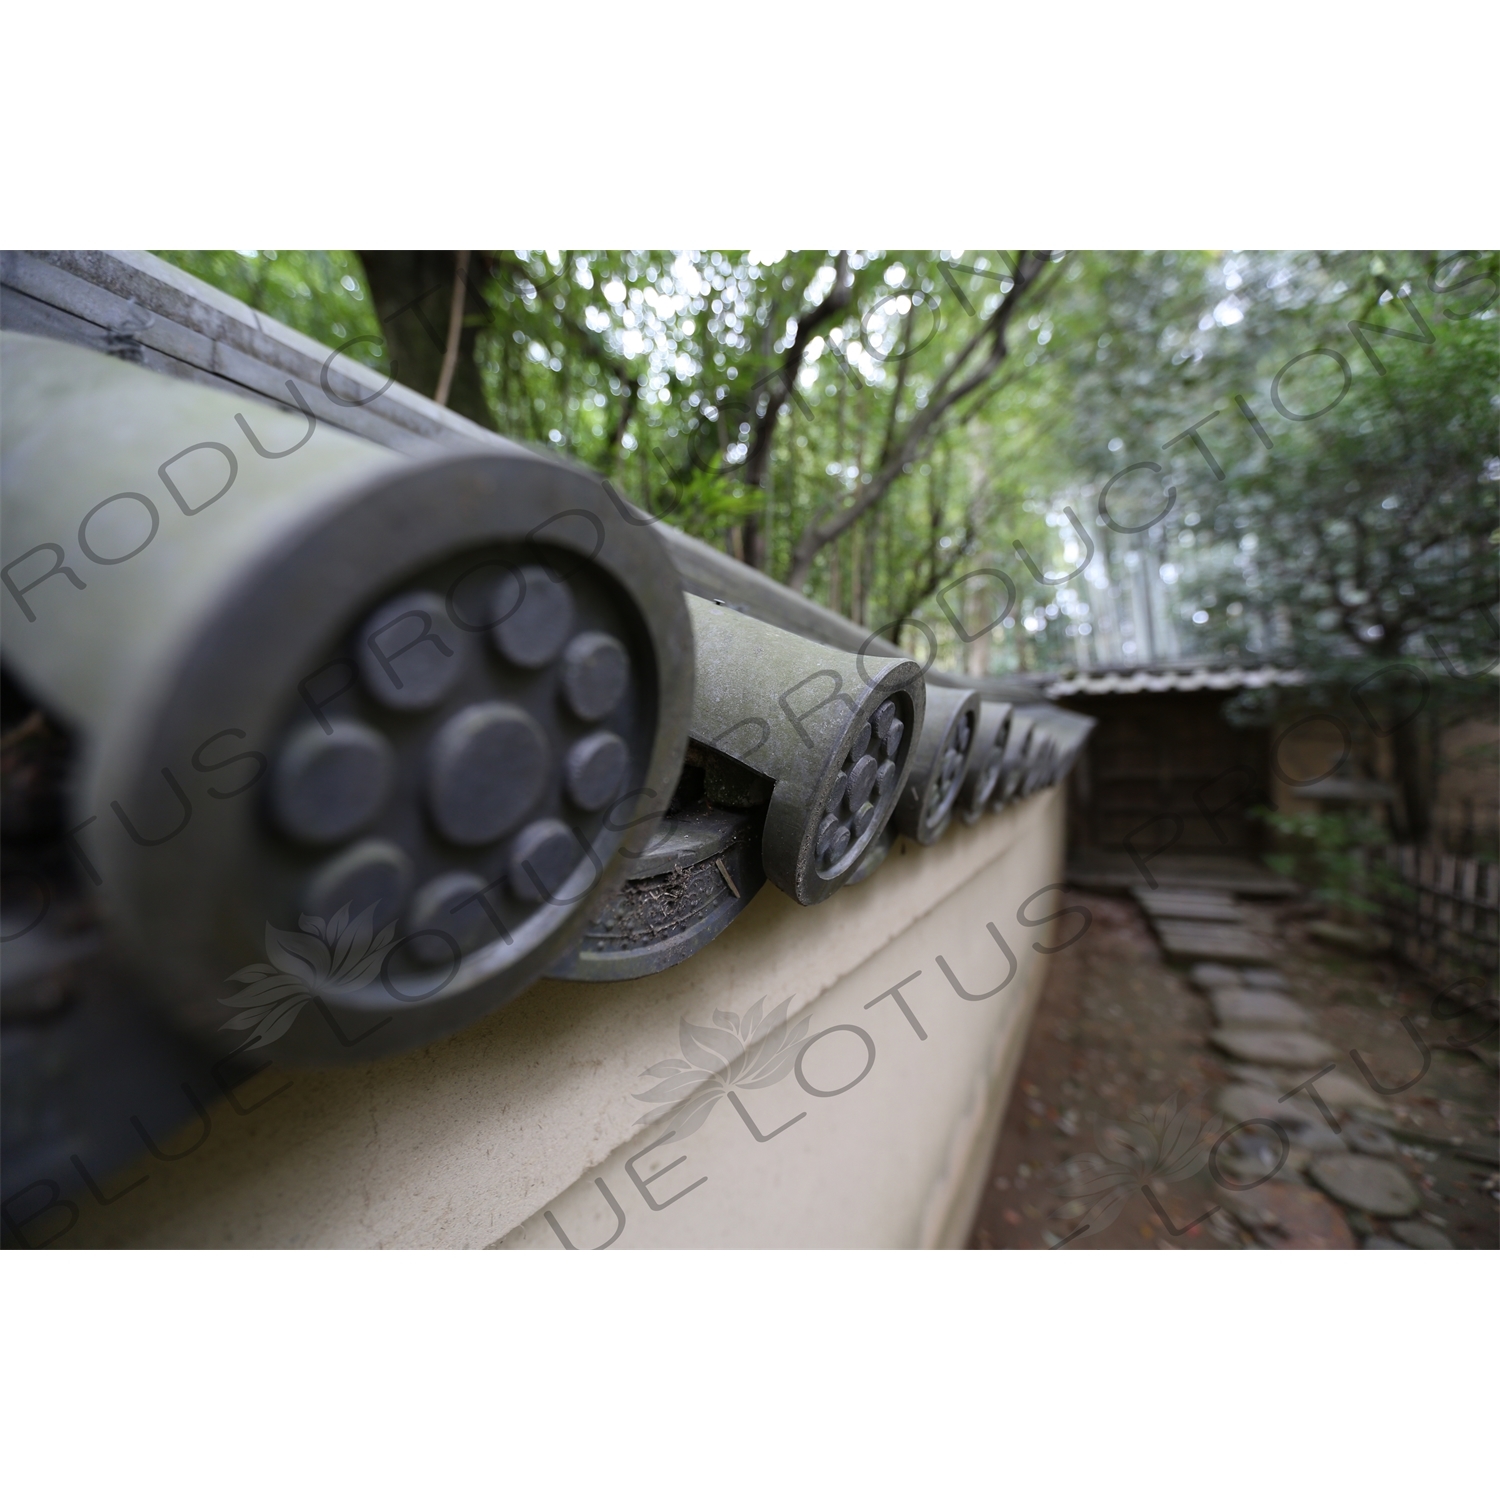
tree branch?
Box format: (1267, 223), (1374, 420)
(742, 252), (852, 490)
(433, 250), (471, 408)
(490, 252), (643, 467)
(785, 252), (1055, 592)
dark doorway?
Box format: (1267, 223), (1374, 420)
(1068, 690), (1270, 855)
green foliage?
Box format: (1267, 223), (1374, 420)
(152, 250), (387, 370)
(997, 250), (1499, 677)
(1253, 807), (1410, 920)
(155, 248), (1498, 691)
(1206, 255), (1500, 681)
(420, 249), (1082, 668)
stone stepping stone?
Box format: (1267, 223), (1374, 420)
(1217, 1179), (1357, 1249)
(1392, 1220), (1453, 1249)
(1239, 967), (1289, 990)
(1193, 962), (1246, 989)
(1308, 1153), (1421, 1217)
(1157, 921), (1272, 961)
(1137, 883), (1236, 899)
(1225, 1064), (1284, 1090)
(1137, 883), (1239, 902)
(1209, 988), (1314, 1030)
(1216, 1084), (1322, 1130)
(1191, 963), (1287, 991)
(1288, 1122), (1346, 1155)
(1344, 1120), (1398, 1158)
(1362, 1236), (1409, 1249)
(1133, 887), (1241, 921)
(1211, 1030), (1336, 1067)
(1145, 899), (1243, 921)
(1297, 1071), (1388, 1117)
(1223, 1064), (1391, 1121)
(1218, 1108), (1346, 1160)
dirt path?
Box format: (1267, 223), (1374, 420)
(969, 891), (1499, 1250)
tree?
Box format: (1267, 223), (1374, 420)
(1214, 272), (1499, 839)
(357, 251), (496, 432)
(155, 249), (1498, 718)
(779, 251), (1057, 591)
(153, 250), (384, 360)
(356, 250), (1068, 646)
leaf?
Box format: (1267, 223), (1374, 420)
(743, 995), (768, 1040)
(740, 1018), (812, 1088)
(740, 1056), (801, 1090)
(328, 904), (369, 976)
(329, 903), (381, 984)
(1156, 1098), (1209, 1178)
(1059, 1151), (1140, 1200)
(219, 972), (310, 1011)
(632, 1069), (715, 1104)
(641, 1059), (695, 1078)
(712, 1008), (737, 1032)
(736, 1032), (776, 1081)
(1096, 1126), (1149, 1171)
(678, 1016), (739, 1074)
(1150, 1096), (1192, 1165)
(221, 1009), (271, 1032)
(246, 998), (310, 1048)
(325, 903), (353, 947)
(298, 913), (327, 941)
(1164, 1112), (1223, 1182)
(754, 995), (798, 1045)
(653, 1089), (724, 1142)
(223, 962), (279, 986)
(740, 997), (787, 1052)
(340, 917), (399, 989)
(1063, 1182), (1139, 1240)
(265, 923), (331, 987)
(738, 1002), (802, 1079)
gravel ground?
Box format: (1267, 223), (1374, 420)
(968, 891), (1499, 1251)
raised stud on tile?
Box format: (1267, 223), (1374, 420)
(565, 731), (629, 811)
(561, 631), (630, 721)
(508, 819), (581, 904)
(492, 566), (574, 669)
(427, 702), (550, 846)
(270, 720), (394, 845)
(405, 870), (495, 966)
(357, 590), (466, 711)
(303, 839), (413, 931)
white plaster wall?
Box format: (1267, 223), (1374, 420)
(57, 788), (1065, 1249)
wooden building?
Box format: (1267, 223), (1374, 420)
(1047, 665), (1302, 859)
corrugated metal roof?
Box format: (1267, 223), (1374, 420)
(1045, 664), (1304, 697)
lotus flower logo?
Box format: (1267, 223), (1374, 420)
(633, 996), (810, 1141)
(1050, 1094), (1223, 1245)
(218, 904), (396, 1049)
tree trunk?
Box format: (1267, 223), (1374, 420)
(741, 514), (764, 571)
(1390, 711), (1430, 845)
(1363, 641), (1432, 844)
(965, 576), (991, 675)
(356, 251), (495, 432)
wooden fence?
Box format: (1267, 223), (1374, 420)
(1376, 846), (1499, 996)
